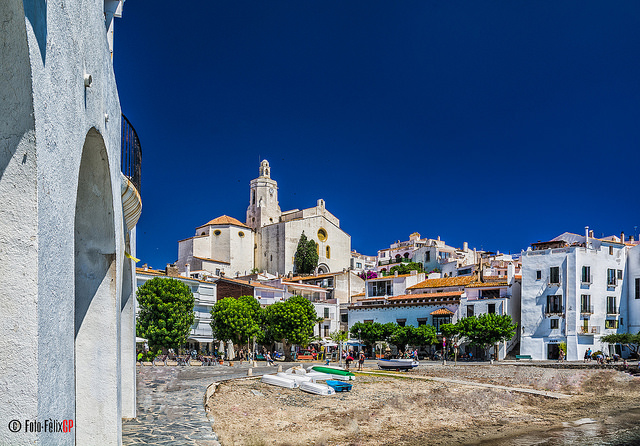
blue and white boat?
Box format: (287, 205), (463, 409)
(377, 358), (419, 370)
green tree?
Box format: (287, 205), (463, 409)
(414, 324), (438, 347)
(210, 295), (262, 347)
(350, 322), (385, 356)
(456, 314), (517, 360)
(601, 332), (640, 357)
(388, 325), (416, 351)
(266, 296), (319, 360)
(294, 232), (319, 274)
(388, 262), (423, 276)
(440, 323), (461, 340)
(136, 277), (195, 357)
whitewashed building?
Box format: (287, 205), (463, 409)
(520, 230), (639, 361)
(177, 215), (255, 278)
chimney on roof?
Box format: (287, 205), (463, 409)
(463, 241), (468, 251)
(185, 263), (190, 277)
(437, 236), (440, 241)
(621, 232), (625, 243)
(142, 263), (148, 271)
(165, 263), (179, 277)
(585, 226), (589, 247)
(631, 236), (636, 242)
(589, 230), (594, 238)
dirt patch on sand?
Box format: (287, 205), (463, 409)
(206, 366), (640, 446)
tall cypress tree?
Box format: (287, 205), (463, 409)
(294, 231), (319, 274)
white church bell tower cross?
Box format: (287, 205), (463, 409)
(246, 160), (281, 230)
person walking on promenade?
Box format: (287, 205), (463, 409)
(358, 351), (365, 371)
(559, 349), (564, 363)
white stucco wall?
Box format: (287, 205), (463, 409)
(258, 212), (351, 276)
(1, 1), (130, 443)
(521, 243), (630, 361)
(628, 245), (640, 333)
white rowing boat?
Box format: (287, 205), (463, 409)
(261, 374), (299, 388)
(277, 372), (312, 385)
(300, 381), (335, 395)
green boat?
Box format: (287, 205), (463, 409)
(310, 366), (355, 378)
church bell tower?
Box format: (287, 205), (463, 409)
(246, 160), (281, 231)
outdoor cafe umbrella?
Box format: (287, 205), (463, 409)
(227, 340), (235, 361)
(218, 340), (225, 358)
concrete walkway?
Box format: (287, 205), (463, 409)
(359, 370), (572, 399)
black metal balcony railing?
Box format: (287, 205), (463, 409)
(121, 114), (142, 193)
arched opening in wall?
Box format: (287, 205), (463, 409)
(74, 128), (118, 444)
(404, 253), (409, 259)
(317, 263), (329, 274)
(395, 254), (401, 261)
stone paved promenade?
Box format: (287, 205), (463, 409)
(122, 363), (275, 446)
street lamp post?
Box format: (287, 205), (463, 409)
(358, 328), (362, 355)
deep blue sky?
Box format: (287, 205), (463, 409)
(115, 1), (640, 269)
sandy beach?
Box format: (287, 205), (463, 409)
(206, 364), (640, 446)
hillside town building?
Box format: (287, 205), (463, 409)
(377, 233), (478, 275)
(177, 160), (352, 278)
(520, 230), (640, 361)
(348, 267), (521, 359)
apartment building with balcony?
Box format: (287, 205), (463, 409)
(136, 266), (218, 353)
(520, 230), (640, 361)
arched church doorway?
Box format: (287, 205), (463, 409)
(74, 129), (119, 444)
(317, 263), (329, 274)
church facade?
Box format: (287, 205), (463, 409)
(178, 160), (351, 277)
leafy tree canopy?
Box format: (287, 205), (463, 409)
(388, 262), (423, 275)
(601, 332), (640, 357)
(266, 296), (319, 359)
(210, 295), (263, 345)
(455, 314), (517, 349)
(351, 322), (438, 353)
(294, 232), (319, 274)
(136, 277), (195, 355)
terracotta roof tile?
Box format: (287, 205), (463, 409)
(193, 256), (230, 265)
(388, 291), (463, 300)
(466, 281), (508, 288)
(218, 277), (283, 291)
(407, 275), (476, 290)
(197, 215), (251, 229)
(430, 308), (455, 315)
